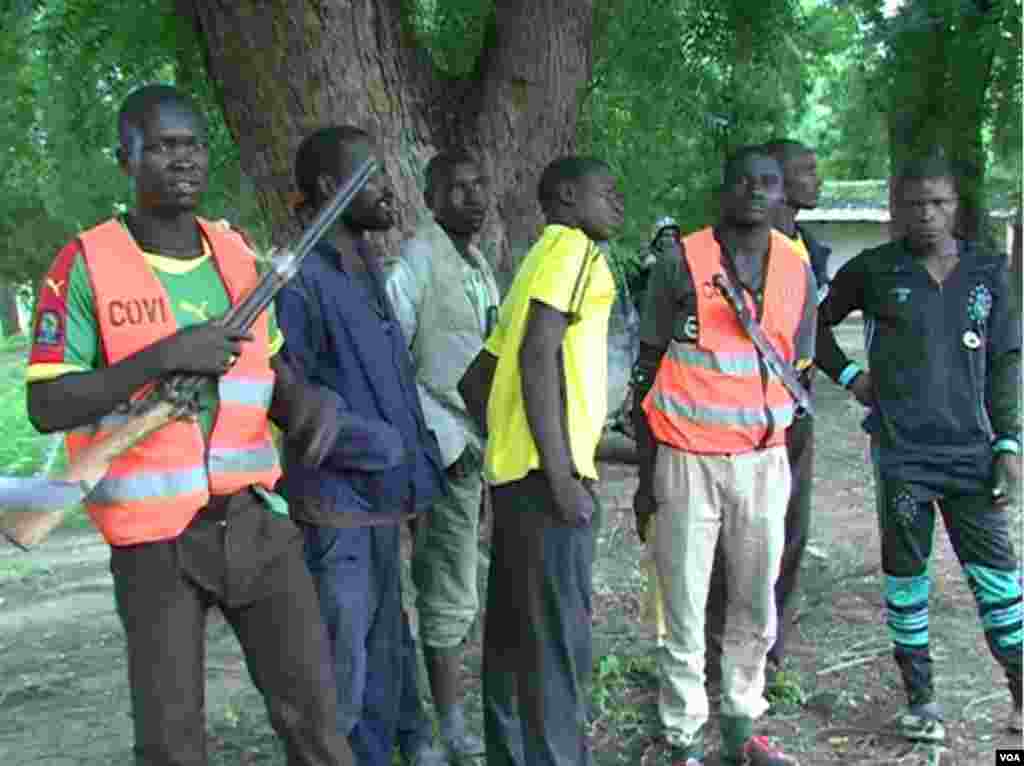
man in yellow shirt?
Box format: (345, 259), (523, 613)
(480, 156), (624, 766)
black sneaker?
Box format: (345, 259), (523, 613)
(895, 701), (945, 743)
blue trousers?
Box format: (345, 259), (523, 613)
(483, 471), (595, 766)
(302, 522), (431, 766)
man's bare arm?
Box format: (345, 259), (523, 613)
(520, 299), (594, 525)
(28, 323), (250, 434)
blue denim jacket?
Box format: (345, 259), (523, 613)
(275, 240), (445, 516)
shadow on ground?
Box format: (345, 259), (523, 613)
(0, 319), (1019, 765)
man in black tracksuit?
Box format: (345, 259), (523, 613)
(816, 156), (1022, 741)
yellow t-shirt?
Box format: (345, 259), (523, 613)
(779, 230), (810, 263)
(483, 225), (616, 485)
(777, 230), (814, 370)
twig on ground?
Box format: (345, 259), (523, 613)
(854, 750), (917, 766)
(839, 636), (892, 654)
(802, 564), (882, 609)
(816, 648), (889, 676)
(817, 728), (919, 764)
(961, 690), (1005, 719)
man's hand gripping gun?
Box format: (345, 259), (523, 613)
(0, 159), (377, 550)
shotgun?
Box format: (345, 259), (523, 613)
(0, 158), (377, 550)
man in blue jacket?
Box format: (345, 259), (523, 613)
(276, 126), (448, 766)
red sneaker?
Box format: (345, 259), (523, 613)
(741, 735), (800, 766)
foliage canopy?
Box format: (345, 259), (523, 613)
(0, 0), (1018, 294)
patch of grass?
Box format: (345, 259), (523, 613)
(0, 354), (91, 529)
(0, 334), (30, 354)
(0, 557), (53, 582)
(591, 652), (657, 719)
(765, 669), (806, 710)
(0, 359), (57, 477)
(588, 651), (660, 762)
(207, 697), (283, 766)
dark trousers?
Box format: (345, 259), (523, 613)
(482, 471), (595, 766)
(303, 519), (427, 766)
(109, 489), (352, 766)
(878, 478), (1023, 707)
(706, 413), (814, 675)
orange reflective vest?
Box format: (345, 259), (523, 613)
(642, 227), (807, 454)
(65, 218), (281, 546)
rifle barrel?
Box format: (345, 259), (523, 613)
(221, 157), (377, 332)
(290, 157), (376, 273)
(155, 158), (378, 409)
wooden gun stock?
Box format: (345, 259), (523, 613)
(0, 400), (179, 549)
(1, 159), (377, 550)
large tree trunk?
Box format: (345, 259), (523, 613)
(0, 283), (21, 337)
(885, 0), (998, 242)
(1011, 206), (1022, 315)
(176, 0), (593, 283)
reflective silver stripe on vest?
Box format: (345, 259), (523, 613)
(68, 381), (273, 438)
(208, 442), (280, 475)
(89, 466), (209, 506)
(651, 388), (795, 430)
(665, 344), (762, 377)
(218, 378), (275, 408)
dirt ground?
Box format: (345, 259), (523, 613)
(0, 320), (1021, 765)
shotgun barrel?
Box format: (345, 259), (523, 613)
(0, 158), (377, 550)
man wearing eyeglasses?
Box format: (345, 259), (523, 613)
(816, 156), (1022, 742)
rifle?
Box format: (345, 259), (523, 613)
(0, 158), (377, 550)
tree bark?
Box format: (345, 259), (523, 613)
(0, 283), (22, 337)
(176, 0), (594, 280)
(1011, 206), (1022, 315)
(885, 0), (998, 242)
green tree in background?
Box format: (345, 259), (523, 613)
(794, 0), (891, 180)
(0, 0), (1017, 303)
(873, 0), (1020, 241)
(582, 0), (811, 251)
(796, 0), (1021, 244)
(0, 0), (263, 301)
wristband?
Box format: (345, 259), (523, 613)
(838, 363), (863, 389)
(993, 438), (1021, 456)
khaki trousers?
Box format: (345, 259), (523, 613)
(652, 445), (790, 746)
(411, 466), (484, 648)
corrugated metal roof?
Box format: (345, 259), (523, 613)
(798, 208), (1016, 224)
(798, 180), (1017, 223)
(798, 208), (891, 223)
